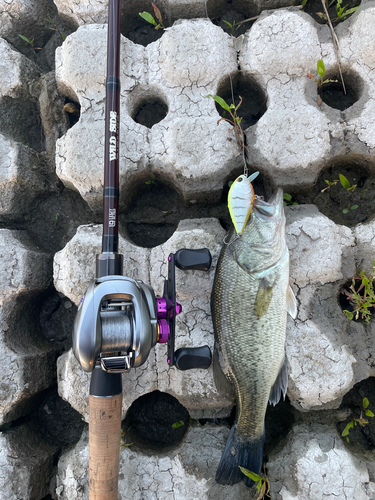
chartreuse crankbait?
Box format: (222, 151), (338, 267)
(228, 171), (259, 235)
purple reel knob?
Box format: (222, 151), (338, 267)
(158, 319), (170, 343)
(175, 302), (182, 314)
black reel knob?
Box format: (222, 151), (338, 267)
(174, 346), (212, 370)
(175, 248), (212, 272)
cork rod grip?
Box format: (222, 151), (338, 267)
(89, 393), (122, 500)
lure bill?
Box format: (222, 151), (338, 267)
(228, 172), (259, 235)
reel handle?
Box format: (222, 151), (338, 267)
(174, 346), (212, 370)
(175, 248), (212, 271)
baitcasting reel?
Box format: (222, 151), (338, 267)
(73, 248), (213, 373)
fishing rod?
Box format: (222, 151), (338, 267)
(72, 2), (213, 497)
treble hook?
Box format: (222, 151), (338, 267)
(223, 233), (241, 247)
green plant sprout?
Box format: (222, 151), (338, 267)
(45, 16), (67, 41)
(139, 4), (165, 30)
(321, 179), (339, 192)
(171, 420), (184, 429)
(239, 467), (270, 499)
(316, 0), (359, 23)
(339, 173), (357, 193)
(341, 397), (374, 442)
(339, 174), (358, 213)
(18, 34), (42, 51)
(307, 59), (338, 89)
(342, 261), (375, 322)
(283, 193), (298, 206)
(206, 94), (244, 148)
(145, 173), (156, 185)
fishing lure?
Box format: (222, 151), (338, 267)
(228, 171), (259, 235)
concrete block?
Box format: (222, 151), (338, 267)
(268, 424), (372, 500)
(55, 426), (252, 500)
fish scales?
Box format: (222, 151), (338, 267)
(211, 188), (295, 487)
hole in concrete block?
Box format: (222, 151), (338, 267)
(318, 69), (363, 110)
(339, 276), (375, 323)
(129, 88), (168, 128)
(120, 173), (183, 248)
(302, 0), (361, 26)
(121, 4), (166, 47)
(294, 157), (375, 227)
(206, 0), (262, 35)
(337, 378), (375, 453)
(122, 391), (190, 451)
(63, 98), (81, 128)
(215, 72), (267, 130)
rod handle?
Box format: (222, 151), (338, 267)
(89, 393), (122, 500)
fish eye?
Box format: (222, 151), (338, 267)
(237, 177), (243, 182)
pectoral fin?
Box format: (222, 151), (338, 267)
(287, 285), (297, 319)
(269, 358), (288, 406)
(213, 342), (235, 401)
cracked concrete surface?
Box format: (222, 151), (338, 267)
(268, 424), (373, 499)
(2, 0), (375, 498)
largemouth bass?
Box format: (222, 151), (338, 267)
(211, 188), (297, 486)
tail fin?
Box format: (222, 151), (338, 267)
(215, 427), (265, 487)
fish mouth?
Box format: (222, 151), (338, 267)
(254, 188), (284, 220)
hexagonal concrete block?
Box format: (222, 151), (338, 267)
(285, 205), (358, 411)
(268, 424), (373, 500)
(55, 21), (239, 214)
(55, 426), (252, 500)
(54, 219), (232, 421)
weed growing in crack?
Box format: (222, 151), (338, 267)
(307, 59), (338, 90)
(120, 429), (133, 449)
(172, 420), (184, 429)
(45, 15), (67, 42)
(322, 173), (363, 214)
(342, 397), (374, 442)
(341, 261), (375, 322)
(239, 467), (270, 499)
(283, 193), (298, 206)
(18, 34), (42, 52)
(139, 4), (165, 30)
(315, 0), (359, 22)
(206, 94), (245, 150)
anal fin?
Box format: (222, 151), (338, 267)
(269, 358), (288, 406)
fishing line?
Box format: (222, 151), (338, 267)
(228, 73), (247, 178)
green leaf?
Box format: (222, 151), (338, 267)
(228, 181), (234, 188)
(339, 174), (351, 190)
(284, 193), (292, 201)
(301, 0), (308, 7)
(343, 310), (353, 320)
(351, 205), (359, 210)
(366, 409), (374, 417)
(342, 420), (354, 436)
(256, 481), (262, 492)
(343, 208), (349, 214)
(139, 12), (157, 25)
(317, 59), (326, 80)
(206, 94), (232, 112)
(172, 421), (184, 429)
(18, 34), (32, 44)
(239, 467), (262, 482)
(344, 6), (359, 15)
(363, 397), (370, 409)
